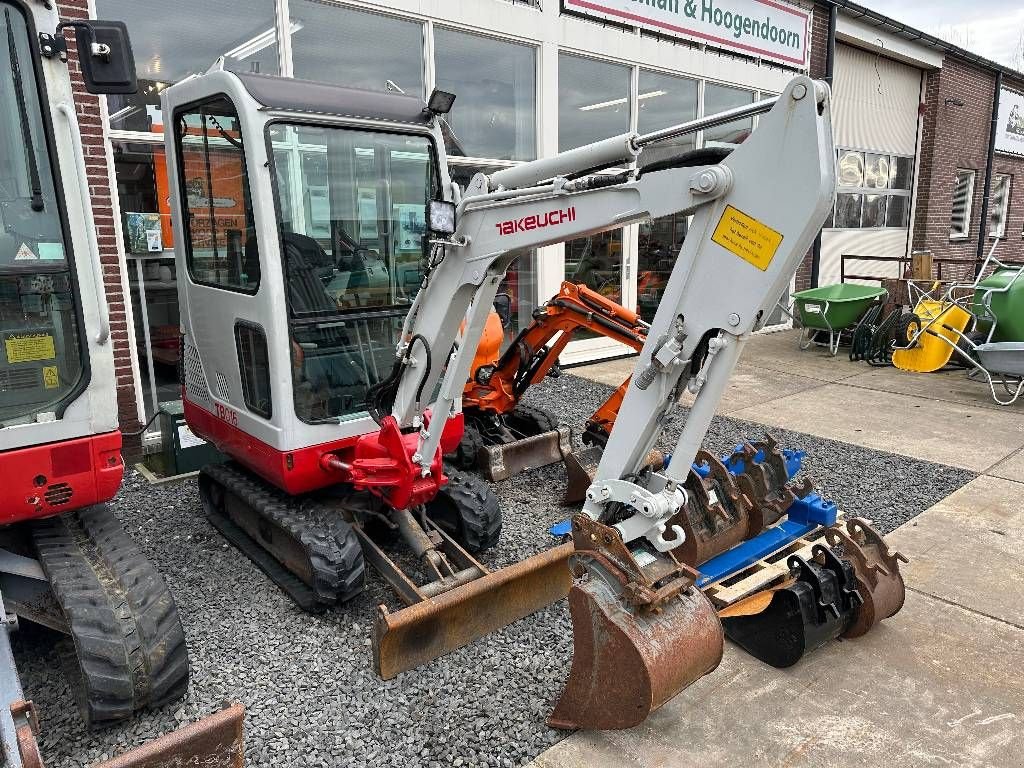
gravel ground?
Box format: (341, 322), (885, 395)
(16, 373), (975, 767)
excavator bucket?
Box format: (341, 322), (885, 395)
(562, 447), (664, 505)
(561, 445), (604, 505)
(720, 545), (862, 667)
(374, 543), (574, 679)
(824, 518), (908, 638)
(92, 704), (245, 768)
(548, 516), (723, 730)
(479, 427), (573, 482)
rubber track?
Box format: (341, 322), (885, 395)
(32, 505), (189, 727)
(512, 404), (558, 434)
(436, 470), (502, 552)
(200, 463), (365, 611)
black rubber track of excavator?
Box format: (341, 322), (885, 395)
(199, 462), (365, 612)
(510, 404), (558, 434)
(431, 469), (502, 553)
(31, 505), (189, 728)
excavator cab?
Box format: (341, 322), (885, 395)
(0, 5), (245, 766)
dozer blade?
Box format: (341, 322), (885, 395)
(93, 703), (245, 768)
(374, 543), (573, 679)
(549, 515), (723, 731)
(479, 427), (573, 482)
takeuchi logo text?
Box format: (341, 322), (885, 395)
(495, 207), (576, 236)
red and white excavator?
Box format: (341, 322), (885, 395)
(161, 64), (905, 729)
(0, 4), (241, 765)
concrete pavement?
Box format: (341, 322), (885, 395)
(531, 330), (1024, 768)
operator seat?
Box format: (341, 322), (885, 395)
(275, 232), (371, 419)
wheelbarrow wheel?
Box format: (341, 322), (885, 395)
(894, 312), (922, 349)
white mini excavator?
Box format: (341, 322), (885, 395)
(162, 64), (903, 729)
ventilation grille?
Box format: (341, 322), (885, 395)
(0, 368), (40, 391)
(214, 371), (231, 399)
(44, 483), (73, 507)
(183, 342), (212, 404)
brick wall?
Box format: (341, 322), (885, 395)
(58, 0), (142, 443)
(912, 59), (1024, 275)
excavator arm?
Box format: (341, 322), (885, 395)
(390, 76), (835, 549)
(465, 281), (646, 416)
(374, 76), (835, 728)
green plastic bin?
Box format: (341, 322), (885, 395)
(972, 268), (1024, 342)
(792, 283), (887, 331)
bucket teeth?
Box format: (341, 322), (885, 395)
(549, 516), (724, 730)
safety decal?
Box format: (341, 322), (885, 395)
(42, 366), (59, 389)
(14, 243), (37, 261)
(4, 333), (56, 364)
(711, 205), (783, 271)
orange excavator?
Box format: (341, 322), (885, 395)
(459, 282), (647, 486)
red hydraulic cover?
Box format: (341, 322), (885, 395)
(0, 431), (124, 525)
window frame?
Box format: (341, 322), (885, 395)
(234, 319), (272, 419)
(950, 168), (976, 241)
(988, 173), (1011, 239)
(0, 0), (92, 421)
(172, 93), (262, 295)
(264, 118), (442, 323)
(828, 147), (914, 231)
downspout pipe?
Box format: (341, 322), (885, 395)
(809, 2), (838, 288)
(975, 69), (1002, 276)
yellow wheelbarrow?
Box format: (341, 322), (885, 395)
(891, 285), (974, 373)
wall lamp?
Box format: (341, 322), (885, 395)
(945, 97), (966, 107)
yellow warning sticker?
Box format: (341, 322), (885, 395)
(42, 365), (59, 389)
(4, 333), (56, 364)
(711, 205), (783, 272)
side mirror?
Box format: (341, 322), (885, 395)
(76, 21), (137, 94)
(42, 20), (138, 94)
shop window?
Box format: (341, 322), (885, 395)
(989, 174), (1011, 238)
(447, 164), (537, 337)
(950, 169), (975, 240)
(434, 29), (536, 161)
(99, 0), (278, 132)
(289, 2), (424, 97)
(175, 96), (261, 293)
(703, 84), (754, 148)
(566, 230), (623, 302)
(558, 54), (631, 152)
(637, 70), (698, 167)
(235, 322), (272, 418)
(638, 214), (686, 324)
(830, 148), (914, 229)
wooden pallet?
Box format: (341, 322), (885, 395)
(702, 512), (847, 609)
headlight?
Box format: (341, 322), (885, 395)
(428, 199), (456, 236)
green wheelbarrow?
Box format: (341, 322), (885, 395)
(791, 283), (888, 356)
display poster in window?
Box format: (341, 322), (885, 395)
(563, 0), (809, 67)
(393, 204), (426, 253)
(995, 88), (1024, 157)
(126, 212), (163, 253)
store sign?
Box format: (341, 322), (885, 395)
(565, 0), (810, 67)
(995, 88), (1024, 158)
